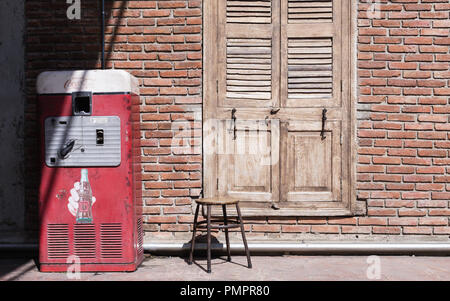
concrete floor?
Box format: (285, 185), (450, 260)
(1, 253), (450, 281)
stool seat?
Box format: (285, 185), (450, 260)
(195, 197), (239, 205)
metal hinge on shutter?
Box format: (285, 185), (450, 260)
(216, 178), (219, 190)
(216, 80), (218, 93)
(340, 80), (343, 93)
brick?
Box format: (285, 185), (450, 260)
(433, 227), (450, 235)
(388, 218), (418, 226)
(281, 225), (310, 233)
(416, 183), (445, 191)
(431, 193), (450, 200)
(328, 217), (358, 225)
(417, 200), (447, 208)
(403, 227), (432, 235)
(341, 226), (371, 234)
(429, 209), (450, 216)
(372, 157), (401, 165)
(368, 208), (397, 216)
(160, 224), (190, 232)
(252, 225), (281, 233)
(385, 200), (415, 208)
(373, 226), (401, 235)
(401, 192), (430, 200)
(162, 206), (192, 214)
(311, 225), (340, 234)
(298, 218), (327, 224)
(419, 217), (448, 226)
(398, 209), (427, 217)
(146, 216), (177, 224)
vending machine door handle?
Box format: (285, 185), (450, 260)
(59, 139), (75, 159)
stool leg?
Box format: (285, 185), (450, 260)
(188, 203), (200, 265)
(222, 205), (231, 262)
(236, 203), (252, 269)
(206, 204), (212, 273)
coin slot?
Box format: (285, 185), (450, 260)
(96, 129), (104, 145)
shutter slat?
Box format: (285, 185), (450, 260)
(227, 80), (272, 86)
(227, 58), (272, 64)
(227, 74), (272, 81)
(227, 92), (272, 99)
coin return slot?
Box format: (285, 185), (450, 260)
(96, 129), (104, 145)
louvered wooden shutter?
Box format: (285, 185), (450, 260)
(218, 0), (280, 108)
(205, 0), (353, 215)
(281, 0), (342, 107)
(214, 1), (281, 203)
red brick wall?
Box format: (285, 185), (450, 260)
(355, 0), (450, 239)
(25, 0), (450, 242)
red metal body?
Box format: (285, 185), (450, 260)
(38, 92), (143, 272)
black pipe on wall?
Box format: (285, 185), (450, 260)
(101, 0), (105, 69)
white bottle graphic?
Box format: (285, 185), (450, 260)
(75, 169), (93, 224)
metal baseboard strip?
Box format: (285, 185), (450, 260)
(143, 242), (450, 255)
(1, 242), (450, 255)
(0, 244), (37, 251)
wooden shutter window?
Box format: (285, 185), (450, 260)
(218, 0), (280, 108)
(204, 0), (354, 216)
(281, 0), (342, 108)
(288, 0), (333, 23)
(287, 37), (333, 99)
(227, 0), (272, 24)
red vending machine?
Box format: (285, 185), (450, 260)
(37, 70), (143, 272)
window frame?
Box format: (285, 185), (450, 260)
(202, 0), (358, 216)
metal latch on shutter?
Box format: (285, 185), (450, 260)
(321, 108), (327, 140)
(231, 108), (237, 140)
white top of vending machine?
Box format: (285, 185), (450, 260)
(37, 70), (139, 95)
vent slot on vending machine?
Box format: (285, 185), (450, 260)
(100, 223), (123, 259)
(74, 224), (97, 259)
(47, 224), (70, 259)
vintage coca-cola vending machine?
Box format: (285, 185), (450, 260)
(37, 70), (143, 272)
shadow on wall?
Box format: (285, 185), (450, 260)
(0, 0), (26, 231)
(25, 0), (127, 232)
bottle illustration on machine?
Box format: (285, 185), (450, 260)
(75, 169), (93, 224)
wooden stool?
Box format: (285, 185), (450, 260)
(188, 198), (252, 273)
